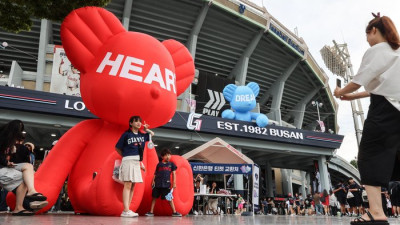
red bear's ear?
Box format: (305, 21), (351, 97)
(162, 40), (195, 96)
(60, 7), (126, 73)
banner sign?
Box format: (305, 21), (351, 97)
(190, 163), (252, 174)
(50, 46), (81, 97)
(195, 71), (233, 117)
(0, 86), (344, 149)
(269, 22), (305, 56)
(164, 112), (344, 149)
(0, 86), (94, 119)
(253, 164), (260, 212)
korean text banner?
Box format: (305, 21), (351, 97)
(190, 163), (252, 174)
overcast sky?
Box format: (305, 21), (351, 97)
(250, 0), (400, 162)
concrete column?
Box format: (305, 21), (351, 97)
(229, 30), (263, 85)
(283, 88), (319, 128)
(266, 81), (284, 124)
(180, 3), (209, 112)
(300, 171), (306, 197)
(122, 0), (133, 30)
(260, 59), (300, 125)
(287, 169), (293, 195)
(234, 174), (244, 190)
(318, 155), (331, 192)
(234, 147), (244, 190)
(306, 172), (311, 195)
(281, 169), (293, 195)
(36, 19), (51, 91)
(179, 90), (191, 112)
(265, 161), (274, 197)
(186, 2), (209, 58)
(8, 61), (23, 87)
(294, 104), (306, 128)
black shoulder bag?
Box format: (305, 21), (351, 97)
(137, 142), (144, 161)
(134, 133), (144, 161)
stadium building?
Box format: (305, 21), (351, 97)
(0, 0), (359, 198)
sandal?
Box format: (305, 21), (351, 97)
(29, 201), (48, 210)
(350, 211), (389, 225)
(12, 209), (35, 216)
(25, 193), (47, 201)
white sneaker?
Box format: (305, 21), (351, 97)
(121, 210), (138, 217)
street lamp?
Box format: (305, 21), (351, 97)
(0, 42), (8, 49)
(0, 41), (37, 60)
(312, 100), (323, 121)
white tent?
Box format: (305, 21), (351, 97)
(182, 137), (253, 164)
(183, 137), (258, 215)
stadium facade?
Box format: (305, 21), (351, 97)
(0, 0), (359, 197)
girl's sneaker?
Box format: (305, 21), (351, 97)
(121, 210), (138, 217)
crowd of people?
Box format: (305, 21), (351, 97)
(258, 178), (400, 219)
(192, 174), (246, 216)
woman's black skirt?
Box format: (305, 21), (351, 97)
(358, 94), (400, 187)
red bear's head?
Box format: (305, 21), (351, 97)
(60, 7), (194, 128)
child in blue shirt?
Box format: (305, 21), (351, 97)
(145, 148), (182, 217)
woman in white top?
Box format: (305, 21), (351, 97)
(334, 13), (400, 225)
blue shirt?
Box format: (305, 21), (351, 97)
(154, 161), (177, 188)
(115, 130), (149, 157)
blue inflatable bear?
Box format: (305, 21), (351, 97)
(221, 82), (269, 127)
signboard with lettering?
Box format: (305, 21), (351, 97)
(269, 22), (305, 56)
(195, 71), (233, 117)
(0, 86), (95, 119)
(0, 86), (344, 149)
(166, 112), (344, 149)
(253, 164), (260, 212)
(190, 163), (252, 174)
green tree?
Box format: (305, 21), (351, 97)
(350, 159), (358, 169)
(0, 0), (110, 33)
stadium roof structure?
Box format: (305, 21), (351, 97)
(0, 0), (338, 133)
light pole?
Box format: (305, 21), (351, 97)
(0, 42), (8, 49)
(320, 40), (365, 146)
(312, 100), (323, 121)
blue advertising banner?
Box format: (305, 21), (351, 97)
(191, 163), (252, 175)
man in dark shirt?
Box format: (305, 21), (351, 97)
(347, 177), (362, 216)
(145, 149), (181, 217)
(304, 194), (313, 215)
(333, 181), (347, 216)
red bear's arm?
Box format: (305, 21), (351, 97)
(34, 119), (104, 212)
(162, 40), (195, 96)
(61, 7), (126, 73)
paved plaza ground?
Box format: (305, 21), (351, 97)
(1, 213), (400, 225)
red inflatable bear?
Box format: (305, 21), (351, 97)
(8, 7), (194, 216)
